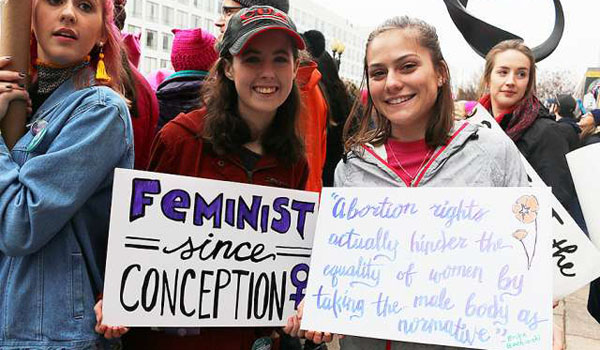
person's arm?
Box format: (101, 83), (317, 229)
(525, 124), (583, 223)
(147, 124), (179, 173)
(297, 160), (309, 190)
(500, 135), (529, 187)
(333, 158), (348, 187)
(589, 278), (600, 324)
(0, 100), (129, 256)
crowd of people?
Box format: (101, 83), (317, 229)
(0, 0), (598, 349)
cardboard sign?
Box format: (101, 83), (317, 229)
(467, 105), (600, 298)
(567, 143), (600, 249)
(303, 187), (552, 350)
(102, 169), (319, 327)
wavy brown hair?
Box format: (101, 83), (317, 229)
(344, 16), (454, 153)
(201, 51), (304, 165)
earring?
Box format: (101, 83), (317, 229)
(95, 44), (111, 83)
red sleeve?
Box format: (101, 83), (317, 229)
(297, 160), (309, 190)
(131, 67), (159, 170)
(147, 126), (178, 174)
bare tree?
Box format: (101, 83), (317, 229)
(454, 73), (481, 101)
(535, 69), (578, 101)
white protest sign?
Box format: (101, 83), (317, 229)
(567, 143), (600, 248)
(103, 169), (319, 326)
(467, 105), (600, 298)
(303, 187), (552, 350)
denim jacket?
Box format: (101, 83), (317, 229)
(0, 75), (134, 349)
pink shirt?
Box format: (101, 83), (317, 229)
(384, 138), (432, 185)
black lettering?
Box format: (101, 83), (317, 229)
(120, 264), (141, 312)
(213, 269), (232, 318)
(198, 270), (213, 319)
(141, 268), (159, 312)
(160, 269), (179, 316)
(180, 269), (196, 317)
(253, 273), (269, 320)
(553, 239), (577, 277)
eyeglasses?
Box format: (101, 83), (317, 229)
(220, 5), (244, 17)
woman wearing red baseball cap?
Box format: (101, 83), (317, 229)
(95, 6), (307, 350)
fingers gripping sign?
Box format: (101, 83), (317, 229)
(0, 57), (31, 122)
(94, 299), (129, 340)
(283, 299), (339, 344)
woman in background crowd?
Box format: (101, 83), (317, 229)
(478, 40), (586, 232)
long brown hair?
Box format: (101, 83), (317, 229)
(479, 39), (537, 99)
(201, 52), (304, 165)
(344, 16), (454, 153)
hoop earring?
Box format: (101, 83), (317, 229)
(95, 44), (111, 83)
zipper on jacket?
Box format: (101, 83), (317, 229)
(225, 156), (278, 184)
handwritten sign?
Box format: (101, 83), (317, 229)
(302, 187), (552, 350)
(467, 105), (600, 298)
(102, 169), (319, 326)
(566, 143), (600, 249)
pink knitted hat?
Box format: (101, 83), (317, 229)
(121, 32), (141, 68)
(171, 28), (218, 72)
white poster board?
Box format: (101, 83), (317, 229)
(303, 187), (552, 350)
(103, 169), (319, 326)
(567, 143), (600, 249)
(467, 105), (600, 298)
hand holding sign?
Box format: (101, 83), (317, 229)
(283, 300), (336, 344)
(94, 299), (129, 339)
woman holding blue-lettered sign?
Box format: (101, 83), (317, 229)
(283, 16), (540, 350)
(94, 5), (308, 350)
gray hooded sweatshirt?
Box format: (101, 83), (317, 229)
(334, 121), (528, 350)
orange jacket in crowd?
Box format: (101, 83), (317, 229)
(296, 61), (328, 193)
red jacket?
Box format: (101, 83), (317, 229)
(130, 65), (159, 170)
(297, 62), (328, 192)
(148, 108), (308, 189)
(140, 108), (307, 348)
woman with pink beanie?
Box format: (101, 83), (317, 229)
(155, 28), (218, 131)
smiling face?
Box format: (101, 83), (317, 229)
(487, 49), (532, 115)
(33, 0), (105, 66)
(225, 30), (298, 122)
(366, 28), (442, 141)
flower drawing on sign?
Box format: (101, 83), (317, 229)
(513, 229), (531, 268)
(512, 195), (539, 224)
(511, 195), (539, 270)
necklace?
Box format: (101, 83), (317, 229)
(388, 144), (433, 182)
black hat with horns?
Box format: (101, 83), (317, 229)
(443, 0), (565, 62)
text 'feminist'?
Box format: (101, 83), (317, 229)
(129, 178), (315, 239)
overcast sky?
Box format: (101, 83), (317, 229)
(318, 0), (599, 87)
